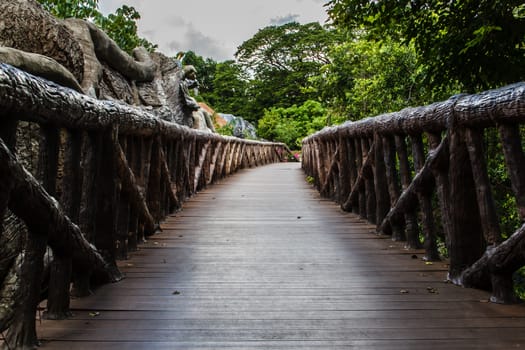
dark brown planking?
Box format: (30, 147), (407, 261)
(37, 163), (525, 349)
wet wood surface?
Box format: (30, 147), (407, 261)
(37, 163), (525, 349)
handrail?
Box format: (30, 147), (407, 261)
(0, 63), (289, 345)
(302, 82), (525, 304)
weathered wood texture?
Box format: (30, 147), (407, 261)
(0, 63), (289, 346)
(303, 83), (525, 303)
(36, 163), (525, 349)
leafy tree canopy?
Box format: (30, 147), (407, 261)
(258, 100), (328, 148)
(326, 0), (525, 91)
(235, 22), (344, 122)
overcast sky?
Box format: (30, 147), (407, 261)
(99, 0), (330, 62)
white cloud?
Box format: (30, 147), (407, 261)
(99, 0), (329, 61)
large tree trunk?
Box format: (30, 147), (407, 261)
(0, 0), (84, 82)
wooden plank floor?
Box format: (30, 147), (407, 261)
(37, 163), (525, 349)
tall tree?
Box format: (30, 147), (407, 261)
(236, 22), (343, 122)
(204, 60), (251, 120)
(326, 0), (525, 91)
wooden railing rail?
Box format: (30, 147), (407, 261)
(302, 82), (525, 304)
(0, 63), (289, 346)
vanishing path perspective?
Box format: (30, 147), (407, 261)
(37, 163), (525, 349)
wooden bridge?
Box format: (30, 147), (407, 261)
(34, 162), (525, 349)
(1, 64), (525, 349)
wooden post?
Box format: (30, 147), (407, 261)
(382, 135), (405, 241)
(146, 136), (162, 225)
(498, 124), (525, 220)
(362, 138), (376, 224)
(373, 133), (391, 231)
(411, 134), (439, 261)
(45, 129), (81, 319)
(395, 135), (420, 249)
(92, 126), (122, 283)
(447, 127), (484, 282)
(338, 133), (350, 206)
(465, 128), (502, 245)
(116, 136), (131, 260)
(427, 132), (452, 249)
(6, 124), (58, 348)
(355, 138), (366, 218)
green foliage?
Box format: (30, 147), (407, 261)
(94, 5), (156, 53)
(236, 22), (344, 122)
(306, 176), (315, 185)
(326, 0), (525, 92)
(202, 60), (253, 122)
(181, 51), (217, 95)
(315, 35), (446, 120)
(37, 0), (157, 54)
(38, 0), (100, 19)
(215, 123), (234, 137)
(485, 128), (521, 239)
(258, 100), (328, 148)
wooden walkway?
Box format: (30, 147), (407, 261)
(37, 163), (525, 349)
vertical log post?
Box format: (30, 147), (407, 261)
(146, 136), (162, 226)
(465, 128), (502, 245)
(498, 124), (525, 220)
(411, 134), (440, 261)
(6, 125), (59, 348)
(382, 135), (405, 241)
(116, 136), (131, 260)
(127, 136), (139, 252)
(373, 133), (391, 231)
(395, 135), (420, 249)
(427, 132), (452, 249)
(92, 126), (122, 283)
(355, 138), (366, 218)
(338, 133), (351, 206)
(447, 127), (484, 282)
(362, 138), (376, 224)
(45, 129), (81, 319)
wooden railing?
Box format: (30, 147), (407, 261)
(302, 82), (525, 304)
(0, 63), (289, 346)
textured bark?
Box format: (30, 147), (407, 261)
(92, 127), (122, 284)
(0, 0), (84, 82)
(115, 140), (156, 236)
(447, 128), (484, 283)
(86, 22), (155, 82)
(395, 135), (420, 249)
(428, 132), (452, 250)
(146, 137), (162, 225)
(194, 140), (211, 193)
(0, 138), (108, 273)
(462, 222), (525, 304)
(411, 134), (440, 261)
(382, 135), (405, 241)
(159, 146), (179, 213)
(465, 128), (502, 245)
(379, 136), (447, 239)
(341, 141), (375, 214)
(0, 47), (82, 92)
(373, 134), (391, 231)
(7, 125), (57, 348)
(498, 124), (525, 220)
